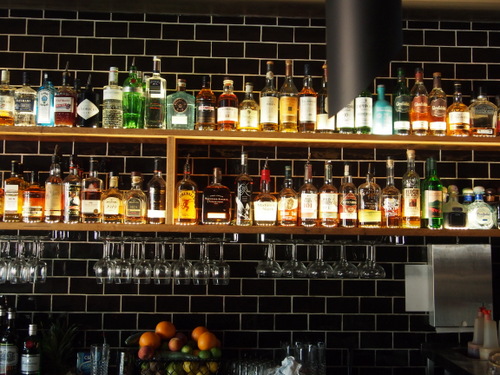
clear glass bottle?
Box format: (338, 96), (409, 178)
(279, 59), (299, 133)
(122, 58), (144, 129)
(146, 158), (166, 224)
(3, 160), (24, 222)
(144, 56), (167, 129)
(36, 73), (55, 126)
(278, 165), (298, 226)
(381, 157), (401, 228)
(167, 79), (195, 130)
(336, 100), (355, 134)
(358, 164), (382, 228)
(319, 160), (338, 227)
(62, 155), (81, 224)
(81, 158), (103, 223)
(76, 74), (100, 128)
(485, 188), (500, 227)
(44, 150), (63, 223)
(238, 82), (260, 131)
(253, 159), (278, 226)
(0, 70), (15, 126)
(354, 88), (373, 134)
(393, 67), (411, 136)
(102, 66), (123, 129)
(195, 76), (217, 131)
(467, 186), (496, 229)
(235, 151), (253, 226)
(339, 163), (357, 228)
(101, 171), (124, 224)
(124, 171), (147, 224)
(372, 84), (393, 135)
(469, 87), (498, 137)
(259, 61), (279, 132)
(298, 64), (317, 133)
(316, 63), (334, 133)
(462, 187), (474, 207)
(217, 79), (239, 131)
(401, 150), (421, 228)
(443, 185), (467, 229)
(14, 72), (36, 127)
(421, 157), (443, 229)
(22, 171), (44, 224)
(20, 323), (40, 375)
(54, 63), (77, 127)
(0, 308), (18, 375)
(428, 72), (447, 136)
(299, 160), (318, 227)
(409, 67), (430, 136)
(202, 167), (231, 225)
(175, 156), (198, 225)
(446, 82), (470, 136)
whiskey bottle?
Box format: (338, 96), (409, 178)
(44, 149), (63, 223)
(354, 88), (373, 134)
(278, 165), (298, 226)
(102, 66), (123, 129)
(62, 155), (81, 224)
(421, 157), (443, 229)
(101, 172), (124, 224)
(339, 163), (357, 228)
(195, 76), (217, 131)
(259, 61), (279, 132)
(167, 79), (195, 130)
(217, 79), (239, 131)
(235, 151), (253, 226)
(358, 164), (382, 228)
(144, 56), (167, 129)
(409, 67), (430, 136)
(469, 87), (498, 137)
(122, 58), (144, 129)
(124, 172), (147, 224)
(316, 63), (334, 133)
(443, 185), (467, 229)
(238, 82), (260, 131)
(467, 186), (496, 229)
(299, 160), (318, 227)
(446, 82), (470, 136)
(20, 324), (40, 375)
(381, 157), (401, 228)
(279, 59), (299, 132)
(202, 167), (231, 225)
(76, 74), (100, 128)
(401, 149), (421, 228)
(336, 100), (355, 134)
(393, 67), (411, 135)
(175, 156), (198, 225)
(22, 171), (44, 224)
(428, 72), (447, 136)
(372, 84), (393, 135)
(54, 62), (77, 127)
(318, 160), (338, 227)
(146, 158), (166, 224)
(3, 160), (25, 222)
(253, 159), (277, 226)
(0, 70), (15, 126)
(81, 158), (103, 223)
(14, 72), (36, 127)
(35, 73), (55, 126)
(298, 64), (317, 133)
(0, 308), (18, 375)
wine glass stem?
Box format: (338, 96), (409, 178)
(219, 243), (224, 261)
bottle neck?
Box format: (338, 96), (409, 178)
(304, 163), (313, 184)
(386, 168), (395, 186)
(109, 176), (119, 188)
(302, 75), (313, 89)
(260, 169), (271, 193)
(131, 175), (142, 189)
(50, 162), (61, 176)
(324, 163), (332, 185)
(433, 75), (441, 89)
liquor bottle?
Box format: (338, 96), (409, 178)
(421, 157), (443, 229)
(316, 63), (334, 133)
(339, 163), (357, 228)
(124, 171), (147, 224)
(44, 148), (63, 223)
(279, 59), (299, 132)
(253, 159), (277, 226)
(469, 87), (498, 137)
(195, 76), (217, 131)
(462, 188), (474, 207)
(14, 72), (36, 127)
(102, 66), (123, 129)
(167, 79), (195, 130)
(485, 188), (500, 226)
(401, 150), (421, 228)
(354, 89), (373, 134)
(278, 165), (298, 226)
(122, 58), (144, 129)
(76, 74), (100, 128)
(0, 70), (15, 126)
(336, 100), (355, 134)
(175, 156), (198, 225)
(409, 67), (430, 136)
(144, 56), (167, 129)
(81, 158), (103, 223)
(496, 95), (500, 134)
(217, 79), (239, 131)
(358, 164), (382, 228)
(446, 82), (470, 136)
(0, 308), (18, 375)
(54, 62), (77, 127)
(101, 172), (124, 224)
(20, 324), (40, 375)
(318, 160), (338, 227)
(259, 61), (279, 132)
(443, 185), (467, 229)
(3, 160), (25, 222)
(22, 171), (44, 224)
(299, 160), (318, 227)
(35, 73), (55, 126)
(428, 72), (447, 136)
(372, 84), (393, 135)
(62, 155), (81, 224)
(467, 186), (496, 229)
(202, 167), (231, 225)
(393, 67), (411, 135)
(238, 82), (260, 131)
(235, 151), (253, 226)
(146, 158), (166, 224)
(381, 157), (401, 228)
(298, 64), (317, 133)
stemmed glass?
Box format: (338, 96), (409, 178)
(9, 240), (30, 284)
(192, 241), (211, 286)
(332, 242), (359, 278)
(256, 242), (282, 278)
(133, 240), (152, 284)
(0, 240), (9, 284)
(282, 243), (308, 278)
(358, 243), (386, 279)
(153, 241), (171, 285)
(212, 242), (230, 285)
(28, 239), (47, 284)
(307, 243), (334, 278)
(114, 240), (132, 284)
(94, 239), (115, 284)
(172, 242), (192, 285)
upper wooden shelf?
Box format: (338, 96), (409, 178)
(2, 127), (500, 150)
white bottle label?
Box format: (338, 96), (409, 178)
(172, 115), (188, 125)
(0, 96), (14, 112)
(336, 101), (354, 129)
(147, 209), (166, 218)
(319, 192), (338, 218)
(300, 193), (318, 219)
(77, 99), (99, 120)
(44, 184), (62, 215)
(259, 96), (278, 124)
(316, 114), (335, 131)
(412, 120), (428, 130)
(394, 120), (410, 131)
(103, 197), (121, 215)
(355, 97), (372, 128)
(103, 87), (122, 101)
(299, 97), (317, 122)
(54, 97), (74, 113)
(448, 112), (470, 125)
(239, 109), (259, 129)
(429, 121), (446, 131)
(37, 90), (52, 123)
(81, 200), (101, 214)
(254, 201), (277, 222)
(217, 107), (238, 122)
(21, 353), (40, 374)
(402, 188), (420, 217)
(4, 184), (19, 211)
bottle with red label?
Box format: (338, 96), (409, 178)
(409, 67), (430, 136)
(54, 62), (77, 127)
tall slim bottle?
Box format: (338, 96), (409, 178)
(195, 76), (217, 131)
(14, 72), (36, 127)
(316, 63), (334, 133)
(102, 66), (123, 129)
(0, 308), (18, 375)
(298, 64), (317, 133)
(278, 165), (298, 226)
(62, 155), (81, 224)
(81, 158), (103, 223)
(381, 157), (401, 228)
(446, 82), (470, 136)
(259, 61), (279, 132)
(3, 161), (24, 222)
(217, 79), (239, 131)
(319, 160), (338, 227)
(339, 163), (357, 228)
(235, 151), (253, 226)
(146, 158), (166, 224)
(299, 160), (318, 227)
(0, 70), (15, 126)
(44, 149), (63, 223)
(393, 67), (411, 135)
(76, 74), (100, 128)
(355, 89), (373, 134)
(253, 159), (278, 226)
(428, 72), (447, 136)
(409, 67), (430, 136)
(421, 157), (443, 229)
(144, 56), (167, 129)
(357, 164), (382, 228)
(401, 149), (421, 228)
(175, 156), (198, 225)
(54, 62), (77, 127)
(36, 73), (55, 126)
(372, 84), (393, 135)
(279, 59), (299, 132)
(122, 58), (143, 129)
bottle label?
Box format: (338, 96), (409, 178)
(81, 199), (101, 215)
(411, 120), (428, 130)
(382, 196), (400, 217)
(177, 190), (196, 220)
(236, 181), (252, 221)
(44, 184), (62, 215)
(37, 90), (52, 123)
(278, 197), (298, 222)
(173, 98), (187, 114)
(412, 97), (429, 114)
(259, 96), (278, 124)
(429, 121), (446, 131)
(126, 197), (143, 217)
(20, 353), (40, 374)
(336, 101), (355, 129)
(254, 201), (278, 222)
(196, 103), (216, 124)
(279, 96), (298, 123)
(0, 344), (18, 374)
(355, 97), (372, 128)
(319, 192), (338, 219)
(299, 97), (317, 122)
(475, 128), (494, 135)
(217, 107), (238, 122)
(358, 209), (382, 223)
(316, 114), (335, 131)
(64, 184), (81, 216)
(103, 87), (122, 101)
(239, 109), (259, 129)
(0, 96), (14, 112)
(4, 185), (19, 212)
(103, 197), (121, 215)
(473, 206), (494, 227)
(448, 112), (470, 129)
(394, 95), (410, 113)
(394, 121), (410, 131)
(402, 188), (420, 217)
(430, 98), (447, 118)
(147, 209), (165, 218)
(148, 79), (163, 97)
(22, 203), (43, 218)
(339, 192), (357, 219)
(424, 190), (443, 219)
(54, 96), (74, 113)
(15, 98), (35, 113)
(172, 115), (188, 125)
(77, 98), (99, 120)
(300, 193), (318, 219)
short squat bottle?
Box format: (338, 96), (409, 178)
(202, 168), (231, 225)
(443, 185), (467, 229)
(124, 172), (147, 224)
(467, 186), (496, 229)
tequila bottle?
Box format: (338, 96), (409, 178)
(175, 156), (198, 225)
(144, 56), (167, 129)
(354, 88), (373, 134)
(167, 79), (195, 130)
(63, 155), (81, 224)
(0, 70), (15, 126)
(3, 160), (25, 222)
(101, 172), (124, 224)
(259, 61), (279, 132)
(428, 72), (447, 136)
(316, 63), (334, 133)
(14, 72), (36, 127)
(238, 82), (260, 131)
(217, 79), (238, 131)
(122, 58), (144, 129)
(54, 62), (77, 127)
(278, 165), (298, 226)
(358, 164), (382, 228)
(336, 100), (355, 134)
(469, 87), (498, 137)
(462, 188), (474, 207)
(409, 67), (430, 136)
(372, 84), (393, 135)
(299, 160), (318, 227)
(195, 76), (217, 130)
(202, 168), (231, 225)
(443, 185), (467, 229)
(319, 160), (338, 227)
(401, 149), (421, 228)
(81, 158), (103, 223)
(22, 171), (44, 223)
(298, 64), (317, 133)
(339, 163), (357, 228)
(36, 73), (55, 126)
(253, 159), (278, 226)
(467, 186), (496, 229)
(124, 172), (147, 224)
(421, 157), (443, 229)
(76, 74), (100, 128)
(44, 150), (63, 223)
(279, 59), (299, 132)
(235, 151), (253, 226)
(393, 67), (411, 135)
(146, 158), (166, 224)
(446, 82), (470, 136)
(102, 67), (123, 129)
(381, 157), (401, 228)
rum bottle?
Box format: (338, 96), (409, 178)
(144, 56), (167, 129)
(122, 58), (144, 129)
(20, 324), (40, 375)
(76, 74), (100, 128)
(253, 159), (278, 226)
(81, 158), (103, 223)
(279, 59), (299, 132)
(446, 82), (470, 136)
(238, 82), (260, 131)
(298, 64), (317, 133)
(278, 165), (298, 226)
(381, 157), (401, 228)
(358, 164), (382, 228)
(299, 160), (318, 227)
(235, 151), (253, 226)
(102, 66), (123, 129)
(175, 156), (198, 225)
(146, 158), (166, 224)
(0, 70), (15, 126)
(469, 87), (498, 137)
(54, 62), (77, 127)
(3, 160), (25, 222)
(14, 72), (36, 127)
(428, 72), (447, 136)
(35, 73), (55, 126)
(393, 67), (411, 135)
(217, 78), (238, 131)
(316, 63), (334, 133)
(0, 308), (18, 375)
(101, 172), (124, 224)
(372, 84), (393, 135)
(401, 149), (421, 228)
(124, 172), (147, 224)
(202, 167), (231, 225)
(195, 76), (217, 130)
(354, 89), (373, 134)
(22, 171), (44, 224)
(259, 61), (279, 132)
(318, 160), (338, 227)
(421, 157), (443, 229)
(167, 79), (195, 130)
(62, 155), (81, 224)
(339, 163), (357, 228)
(409, 67), (430, 136)
(44, 149), (63, 223)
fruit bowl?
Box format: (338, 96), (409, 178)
(137, 358), (221, 375)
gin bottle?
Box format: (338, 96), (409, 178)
(372, 84), (393, 135)
(14, 72), (36, 127)
(401, 149), (421, 228)
(469, 87), (498, 137)
(0, 70), (15, 126)
(446, 82), (470, 136)
(259, 61), (279, 132)
(63, 155), (81, 224)
(393, 67), (411, 135)
(54, 62), (77, 127)
(278, 165), (298, 226)
(238, 82), (260, 131)
(235, 151), (253, 226)
(339, 163), (357, 228)
(202, 168), (231, 225)
(381, 157), (401, 228)
(443, 185), (467, 229)
(146, 158), (166, 224)
(36, 73), (55, 126)
(279, 59), (299, 133)
(217, 79), (238, 131)
(167, 79), (195, 130)
(76, 74), (100, 128)
(409, 67), (430, 136)
(122, 58), (144, 129)
(144, 56), (167, 129)
(102, 67), (123, 129)
(421, 157), (443, 229)
(175, 156), (198, 225)
(319, 160), (338, 227)
(124, 172), (147, 224)
(428, 72), (447, 136)
(358, 164), (382, 228)
(195, 76), (217, 131)
(467, 186), (496, 229)
(253, 159), (278, 226)
(355, 88), (373, 134)
(299, 160), (318, 227)
(298, 64), (317, 133)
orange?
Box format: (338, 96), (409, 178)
(139, 331), (162, 349)
(191, 326), (208, 342)
(197, 331), (218, 351)
(155, 321), (176, 340)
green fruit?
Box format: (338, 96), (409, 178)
(166, 361), (185, 375)
(181, 345), (193, 354)
(210, 347), (222, 359)
(125, 332), (143, 346)
(198, 350), (212, 359)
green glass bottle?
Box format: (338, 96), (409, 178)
(122, 58), (144, 129)
(421, 157), (443, 229)
(354, 88), (373, 134)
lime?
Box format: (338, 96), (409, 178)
(181, 345), (193, 354)
(210, 347), (222, 359)
(198, 350), (212, 359)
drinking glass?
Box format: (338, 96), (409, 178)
(358, 243), (386, 279)
(192, 241), (211, 286)
(256, 242), (282, 278)
(153, 241), (171, 285)
(172, 242), (192, 285)
(332, 242), (359, 278)
(114, 240), (132, 284)
(282, 243), (308, 278)
(307, 244), (334, 278)
(212, 242), (230, 285)
(9, 240), (29, 284)
(91, 343), (110, 375)
(133, 240), (152, 284)
(0, 240), (9, 284)
(94, 239), (115, 284)
(28, 239), (47, 284)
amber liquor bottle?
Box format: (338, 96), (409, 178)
(202, 167), (231, 225)
(339, 163), (357, 228)
(3, 160), (25, 222)
(81, 158), (103, 223)
(101, 172), (124, 224)
(253, 159), (278, 226)
(175, 156), (198, 225)
(278, 166), (298, 226)
(446, 83), (470, 137)
(217, 79), (239, 131)
(409, 67), (430, 136)
(319, 160), (338, 227)
(259, 61), (279, 132)
(195, 76), (217, 131)
(22, 171), (45, 224)
(62, 155), (81, 224)
(401, 149), (421, 228)
(299, 160), (318, 227)
(279, 60), (299, 132)
(298, 64), (317, 133)
(44, 150), (63, 223)
(124, 172), (147, 224)
(54, 62), (77, 127)
(146, 158), (166, 224)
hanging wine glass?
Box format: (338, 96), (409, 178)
(28, 239), (47, 284)
(133, 240), (152, 284)
(153, 241), (171, 285)
(9, 240), (30, 284)
(172, 242), (192, 285)
(332, 242), (359, 278)
(114, 240), (132, 284)
(256, 242), (282, 278)
(93, 239), (115, 284)
(307, 243), (334, 278)
(212, 242), (230, 285)
(192, 241), (211, 286)
(0, 240), (9, 284)
(359, 242), (386, 279)
(282, 242), (308, 278)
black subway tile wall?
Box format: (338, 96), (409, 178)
(0, 10), (500, 374)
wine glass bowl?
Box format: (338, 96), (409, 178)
(256, 242), (282, 278)
(282, 243), (308, 278)
(192, 241), (211, 286)
(172, 242), (192, 285)
(332, 242), (359, 278)
(307, 244), (334, 278)
(358, 243), (386, 279)
(212, 242), (230, 285)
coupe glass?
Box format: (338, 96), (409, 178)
(282, 243), (308, 278)
(212, 242), (230, 285)
(192, 242), (211, 286)
(256, 242), (282, 278)
(172, 242), (192, 285)
(332, 242), (359, 278)
(307, 243), (334, 278)
(153, 241), (172, 285)
(358, 243), (386, 279)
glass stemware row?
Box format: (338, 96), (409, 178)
(0, 236), (47, 284)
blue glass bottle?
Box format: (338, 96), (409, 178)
(36, 73), (55, 126)
(372, 84), (393, 135)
